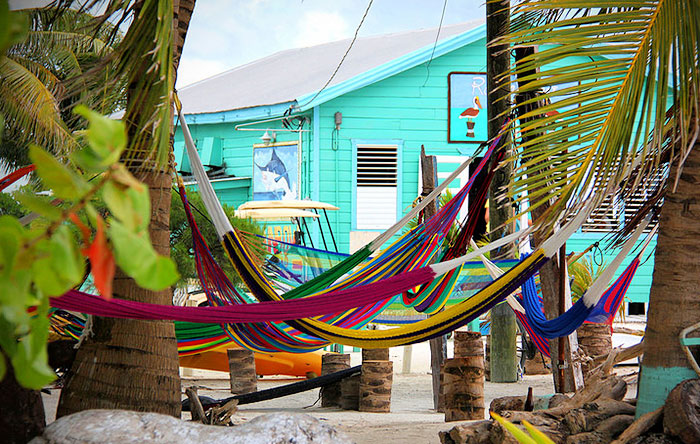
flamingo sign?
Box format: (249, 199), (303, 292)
(448, 72), (488, 143)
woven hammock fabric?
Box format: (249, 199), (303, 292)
(50, 266), (437, 323)
(519, 255), (641, 340)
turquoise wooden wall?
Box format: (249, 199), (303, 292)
(174, 36), (656, 307)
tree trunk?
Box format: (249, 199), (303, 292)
(0, 351), (45, 443)
(57, 171), (182, 417)
(57, 2), (196, 417)
(637, 140), (700, 416)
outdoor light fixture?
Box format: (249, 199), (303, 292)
(260, 130), (276, 144)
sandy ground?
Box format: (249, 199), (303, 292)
(42, 373), (555, 444)
(41, 330), (643, 444)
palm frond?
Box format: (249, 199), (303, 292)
(500, 0), (700, 231)
(0, 56), (77, 157)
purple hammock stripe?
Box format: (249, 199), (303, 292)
(50, 267), (437, 323)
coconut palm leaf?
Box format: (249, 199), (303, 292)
(56, 0), (174, 172)
(0, 56), (76, 161)
(500, 0), (699, 232)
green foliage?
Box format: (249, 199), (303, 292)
(0, 192), (27, 218)
(404, 189), (462, 252)
(0, 110), (179, 389)
(503, 1), (699, 234)
(568, 254), (606, 302)
(169, 188), (263, 288)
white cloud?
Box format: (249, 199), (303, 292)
(293, 11), (350, 48)
(176, 58), (230, 89)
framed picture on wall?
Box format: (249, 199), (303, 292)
(448, 72), (488, 143)
(252, 141), (299, 201)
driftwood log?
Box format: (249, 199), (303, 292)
(321, 353), (350, 407)
(563, 399), (636, 434)
(662, 378), (700, 444)
(359, 360), (392, 412)
(611, 407), (663, 444)
(227, 349), (257, 395)
(438, 420), (491, 444)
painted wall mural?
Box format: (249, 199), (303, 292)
(253, 141), (299, 201)
(448, 72), (488, 143)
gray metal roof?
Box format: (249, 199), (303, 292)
(177, 20), (484, 115)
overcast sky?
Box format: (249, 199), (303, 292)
(176, 0), (486, 88)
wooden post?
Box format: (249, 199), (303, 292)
(362, 348), (389, 362)
(321, 353), (350, 407)
(227, 349), (257, 395)
(359, 360), (393, 412)
(513, 45), (583, 393)
(454, 331), (483, 358)
(421, 145), (447, 410)
(487, 0), (518, 383)
(444, 331), (485, 421)
(339, 373), (361, 410)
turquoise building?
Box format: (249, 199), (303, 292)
(174, 21), (656, 312)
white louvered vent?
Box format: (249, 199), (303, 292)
(357, 145), (398, 186)
(356, 145), (398, 229)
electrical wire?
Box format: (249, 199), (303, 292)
(295, 0), (374, 110)
(422, 0), (448, 87)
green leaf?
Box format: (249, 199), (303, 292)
(108, 219), (178, 290)
(0, 215), (24, 274)
(31, 234), (80, 297)
(522, 421), (556, 444)
(14, 193), (62, 221)
(0, 351), (6, 383)
(491, 412), (538, 444)
(102, 181), (150, 231)
(11, 336), (55, 389)
(29, 145), (90, 200)
(49, 225), (84, 285)
(140, 255), (179, 290)
(0, 3), (28, 53)
(74, 105), (126, 165)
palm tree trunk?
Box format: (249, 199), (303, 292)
(56, 1), (195, 418)
(637, 140), (700, 416)
(57, 171), (182, 417)
(0, 350), (46, 443)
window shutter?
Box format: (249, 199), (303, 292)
(356, 145), (398, 229)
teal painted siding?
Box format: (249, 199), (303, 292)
(176, 36), (656, 305)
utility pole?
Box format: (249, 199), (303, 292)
(487, 0), (518, 383)
(421, 146), (447, 411)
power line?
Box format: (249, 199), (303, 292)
(422, 0), (449, 87)
(296, 0), (374, 110)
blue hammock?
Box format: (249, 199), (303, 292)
(517, 254), (642, 356)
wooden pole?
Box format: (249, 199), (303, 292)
(321, 353), (350, 407)
(487, 0), (518, 383)
(227, 349), (257, 395)
(359, 360), (393, 413)
(421, 145), (447, 410)
(444, 333), (485, 422)
(512, 45), (584, 392)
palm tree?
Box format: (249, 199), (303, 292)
(56, 0), (196, 417)
(0, 7), (124, 170)
(501, 1), (699, 415)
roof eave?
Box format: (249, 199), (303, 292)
(179, 101), (298, 125)
(295, 24), (486, 112)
